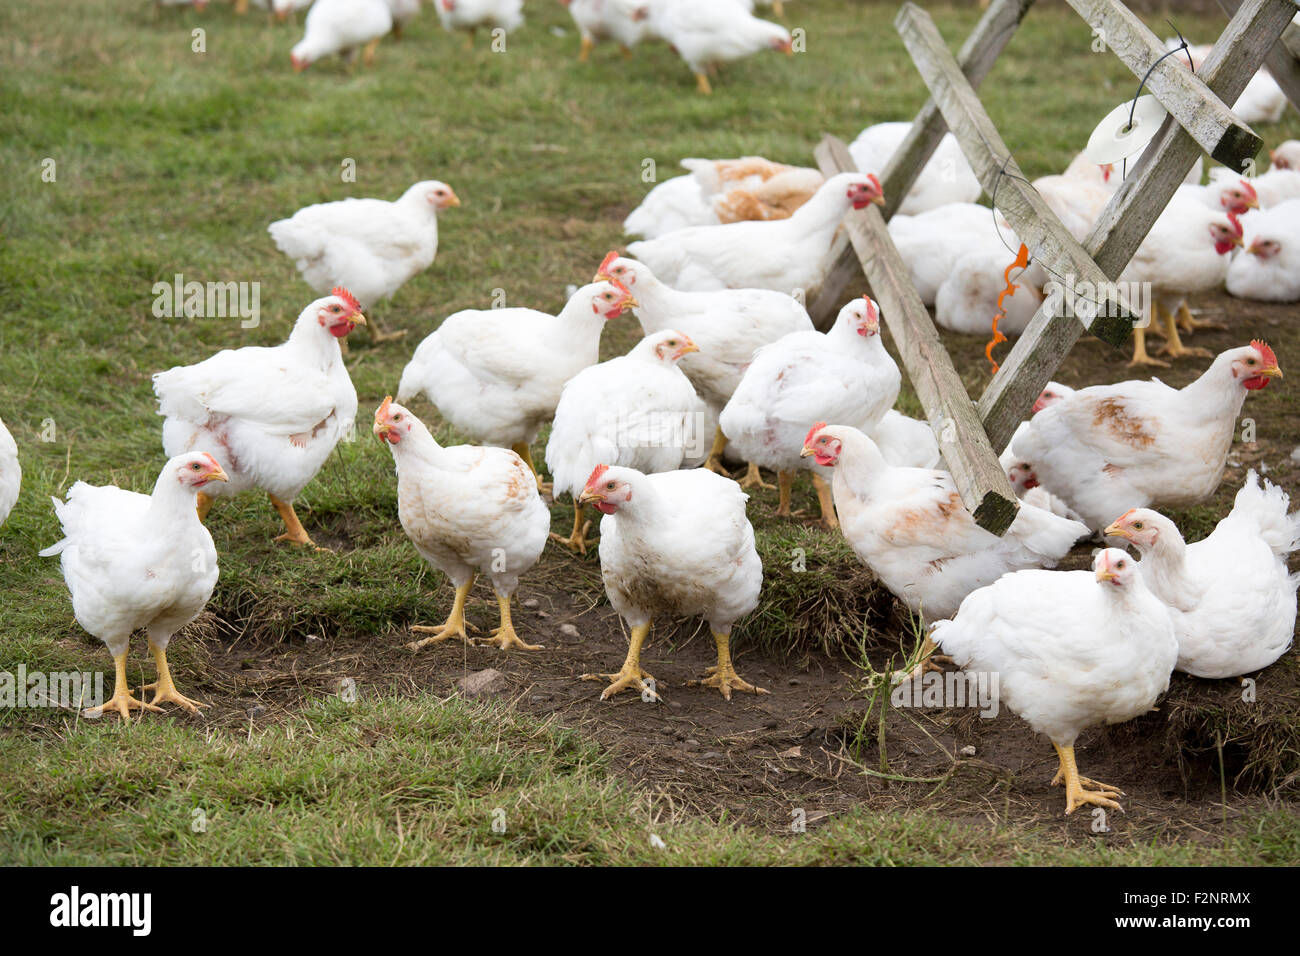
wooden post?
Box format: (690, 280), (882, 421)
(806, 0), (1036, 330)
(1067, 0), (1261, 168)
(894, 2), (1136, 346)
(977, 0), (1298, 451)
(815, 136), (1019, 534)
(1217, 0), (1300, 112)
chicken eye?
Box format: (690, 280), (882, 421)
(392, 413), (402, 422)
(605, 481), (616, 490)
(191, 463), (202, 471)
(1247, 358), (1258, 366)
(1132, 521), (1143, 529)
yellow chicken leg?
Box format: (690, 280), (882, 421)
(1175, 302), (1225, 334)
(583, 622), (658, 700)
(738, 461), (775, 490)
(550, 501), (595, 554)
(811, 472), (838, 530)
(775, 471), (794, 517)
(891, 634), (953, 684)
(84, 652), (162, 722)
(408, 576), (477, 649)
(689, 631), (768, 700)
(477, 593), (543, 651)
(270, 493), (326, 549)
(695, 72), (713, 95)
(1156, 302), (1213, 360)
(143, 644), (208, 713)
(1128, 317), (1169, 368)
(578, 34), (594, 61)
(1052, 742), (1125, 814)
(703, 427), (729, 475)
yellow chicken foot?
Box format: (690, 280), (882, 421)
(550, 502), (595, 554)
(775, 471), (794, 517)
(84, 653), (162, 722)
(269, 494), (327, 549)
(583, 622), (658, 700)
(234, 0), (249, 12)
(738, 462), (775, 490)
(702, 427), (729, 475)
(695, 72), (713, 95)
(619, 44), (633, 59)
(476, 593), (543, 651)
(408, 577), (477, 649)
(1175, 302), (1225, 334)
(1052, 742), (1125, 814)
(772, 0), (785, 14)
(510, 442), (549, 493)
(811, 472), (838, 530)
(196, 491), (214, 522)
(578, 35), (593, 61)
(143, 644), (208, 713)
(1156, 303), (1212, 360)
(689, 631), (768, 700)
(1128, 324), (1169, 368)
(464, 28), (476, 50)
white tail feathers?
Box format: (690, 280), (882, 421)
(1235, 469), (1300, 557)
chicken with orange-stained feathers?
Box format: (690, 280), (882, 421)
(375, 399), (550, 652)
(152, 290), (364, 549)
(1011, 343), (1283, 532)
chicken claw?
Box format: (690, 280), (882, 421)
(84, 653), (163, 722)
(1053, 743), (1125, 815)
(142, 646), (208, 714)
(688, 631), (768, 700)
(475, 595), (543, 651)
(584, 622), (658, 699)
(737, 462), (775, 491)
(408, 579), (476, 649)
(269, 494), (328, 550)
(550, 505), (595, 555)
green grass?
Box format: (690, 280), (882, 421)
(1, 0), (1298, 865)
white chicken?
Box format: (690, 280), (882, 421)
(268, 179), (460, 343)
(623, 171), (716, 240)
(931, 549), (1177, 815)
(374, 398), (549, 651)
(39, 452), (229, 720)
(249, 0), (315, 21)
(1011, 342), (1283, 533)
(626, 172), (884, 294)
(848, 122), (982, 215)
(649, 0), (791, 94)
(889, 201), (1003, 306)
(593, 253), (813, 481)
(1211, 165), (1300, 209)
(290, 0), (392, 70)
(153, 290), (364, 548)
(396, 281), (638, 484)
(0, 415), (19, 529)
(545, 330), (702, 554)
(935, 247), (1045, 336)
(1105, 474), (1298, 679)
(1117, 192), (1243, 364)
(802, 424), (1089, 621)
(997, 383), (1076, 505)
(563, 0), (652, 60)
(434, 0), (523, 47)
(576, 464), (766, 700)
(1271, 140), (1300, 170)
(719, 297), (899, 528)
(1227, 199), (1300, 303)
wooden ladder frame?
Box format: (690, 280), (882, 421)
(810, 0), (1298, 534)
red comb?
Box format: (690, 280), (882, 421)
(867, 173), (882, 192)
(804, 421), (828, 447)
(1227, 211), (1244, 236)
(1241, 179), (1258, 199)
(1251, 339), (1277, 367)
(597, 250), (620, 274)
(862, 295), (878, 321)
(331, 287), (361, 313)
(609, 278), (633, 297)
(585, 464), (610, 489)
(375, 395), (393, 422)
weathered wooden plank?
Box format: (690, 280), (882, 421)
(895, 2), (1136, 346)
(815, 135), (1019, 534)
(1218, 0), (1300, 112)
(978, 0), (1297, 451)
(1068, 0), (1261, 168)
(807, 0), (1036, 330)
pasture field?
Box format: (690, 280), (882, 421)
(1, 0), (1297, 866)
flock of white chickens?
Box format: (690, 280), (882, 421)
(161, 0), (799, 93)
(6, 4), (1299, 818)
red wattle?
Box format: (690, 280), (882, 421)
(1243, 376), (1271, 391)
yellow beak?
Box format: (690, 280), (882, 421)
(620, 295), (640, 309)
(577, 488), (601, 506)
(1260, 364), (1283, 379)
(1095, 568), (1118, 583)
(871, 194), (886, 206)
(1103, 522), (1128, 538)
(208, 467), (230, 483)
(351, 311), (368, 326)
(799, 445), (815, 458)
(593, 270), (611, 282)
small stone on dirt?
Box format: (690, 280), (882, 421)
(682, 738), (700, 750)
(559, 623), (580, 638)
(777, 745), (802, 758)
(456, 668), (508, 698)
(522, 598), (539, 608)
(959, 745), (976, 757)
(787, 677), (802, 686)
(245, 703), (267, 719)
